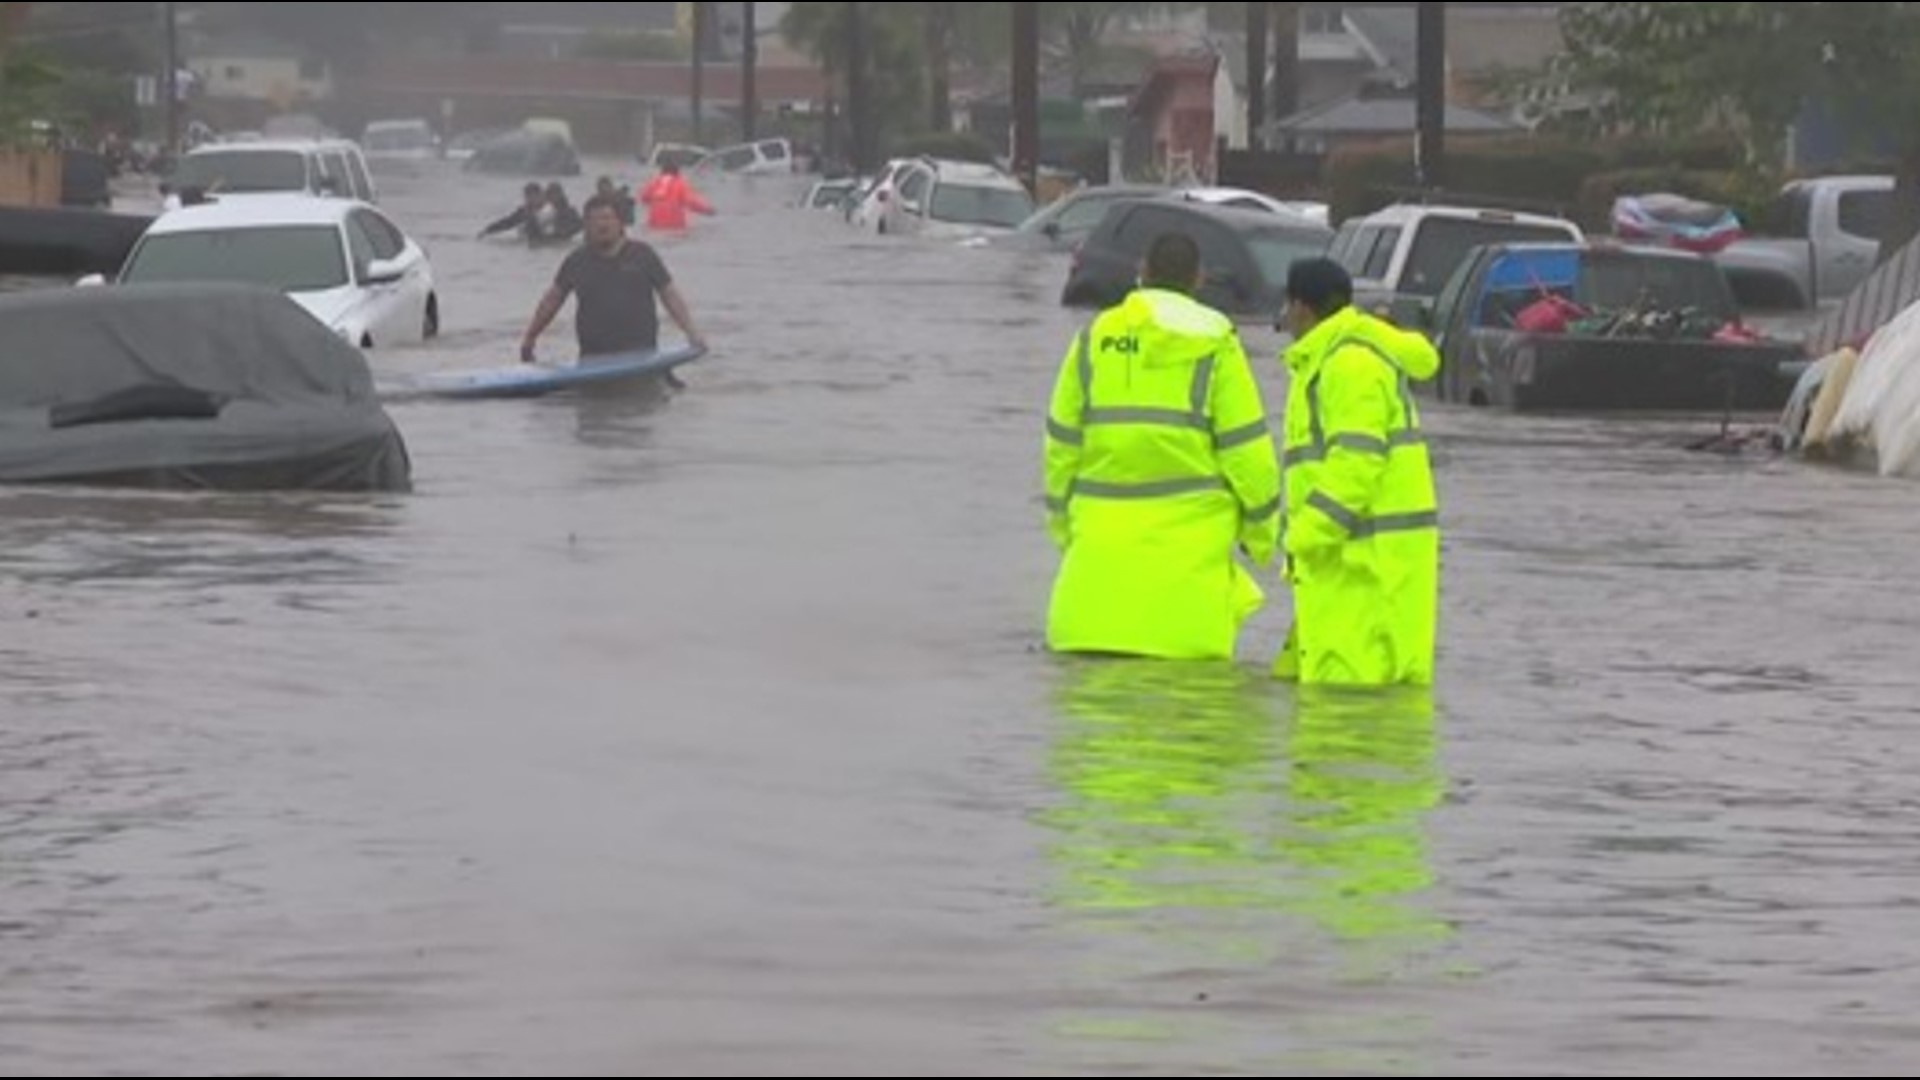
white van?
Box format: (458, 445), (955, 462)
(693, 138), (796, 177)
(169, 140), (379, 205)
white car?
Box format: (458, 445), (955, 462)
(169, 139), (378, 204)
(115, 195), (439, 349)
(1176, 186), (1330, 226)
(878, 158), (1034, 239)
(362, 119), (440, 163)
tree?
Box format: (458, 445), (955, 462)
(1553, 2), (1920, 256)
(781, 3), (926, 149)
(1042, 3), (1194, 96)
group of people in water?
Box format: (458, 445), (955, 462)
(479, 163), (715, 246)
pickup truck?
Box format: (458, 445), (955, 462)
(1329, 203), (1585, 326)
(1714, 175), (1892, 311)
(1428, 242), (1803, 411)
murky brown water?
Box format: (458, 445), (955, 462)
(5, 161), (1920, 1076)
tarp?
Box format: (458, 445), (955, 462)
(0, 283), (411, 490)
(1611, 193), (1744, 255)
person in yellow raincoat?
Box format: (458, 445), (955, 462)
(1043, 233), (1281, 660)
(1275, 258), (1441, 686)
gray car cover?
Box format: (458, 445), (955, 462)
(0, 283), (411, 491)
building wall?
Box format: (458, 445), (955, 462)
(194, 54), (332, 105)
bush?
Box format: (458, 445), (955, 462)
(1325, 135), (1755, 226)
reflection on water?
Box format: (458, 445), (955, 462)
(1043, 660), (1448, 958)
(1039, 661), (1457, 1073)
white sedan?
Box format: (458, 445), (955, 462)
(115, 194), (439, 349)
(1176, 186), (1331, 226)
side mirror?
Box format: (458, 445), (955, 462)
(902, 199), (924, 216)
(75, 273), (109, 287)
(362, 257), (406, 285)
(1042, 221), (1062, 239)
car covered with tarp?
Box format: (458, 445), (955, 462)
(0, 283), (411, 490)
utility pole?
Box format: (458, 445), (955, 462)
(1270, 3), (1299, 131)
(741, 0), (758, 141)
(1011, 1), (1039, 195)
(163, 1), (180, 154)
(1416, 0), (1446, 190)
(846, 2), (871, 172)
(1247, 2), (1268, 149)
(691, 1), (707, 145)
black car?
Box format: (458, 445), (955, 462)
(994, 184), (1170, 252)
(1061, 199), (1333, 319)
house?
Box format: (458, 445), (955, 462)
(189, 32), (330, 108)
(1129, 54), (1227, 183)
(1201, 3), (1567, 147)
(1263, 82), (1520, 154)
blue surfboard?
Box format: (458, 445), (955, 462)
(385, 345), (707, 401)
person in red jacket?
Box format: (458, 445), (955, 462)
(640, 162), (715, 231)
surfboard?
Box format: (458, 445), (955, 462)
(383, 344), (707, 401)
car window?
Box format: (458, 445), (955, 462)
(1111, 205), (1188, 254)
(355, 209), (406, 260)
(1245, 228), (1337, 288)
(172, 150), (307, 194)
(759, 140), (788, 161)
(122, 226), (349, 292)
(344, 216), (377, 279)
(928, 182), (1033, 228)
(1839, 190), (1891, 243)
(345, 151), (375, 201)
(313, 151), (350, 197)
(1402, 218), (1579, 297)
(898, 169), (932, 205)
(1363, 226), (1402, 279)
(1335, 224), (1378, 275)
(1056, 195), (1118, 232)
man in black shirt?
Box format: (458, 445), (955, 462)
(519, 194), (705, 365)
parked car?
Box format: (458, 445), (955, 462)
(110, 194), (438, 350)
(990, 184), (1171, 251)
(361, 118), (440, 164)
(167, 140), (378, 204)
(691, 137), (797, 177)
(1062, 199), (1334, 320)
(1425, 241), (1801, 411)
(872, 158), (1034, 239)
(1175, 186), (1329, 225)
(461, 130), (580, 177)
(1330, 204), (1584, 325)
(1715, 175), (1894, 309)
(0, 282), (410, 491)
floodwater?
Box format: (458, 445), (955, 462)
(5, 160), (1920, 1077)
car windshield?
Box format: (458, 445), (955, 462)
(929, 183), (1034, 228)
(1402, 218), (1577, 297)
(171, 150), (307, 194)
(122, 225), (349, 292)
(1245, 229), (1335, 285)
(366, 126), (432, 152)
